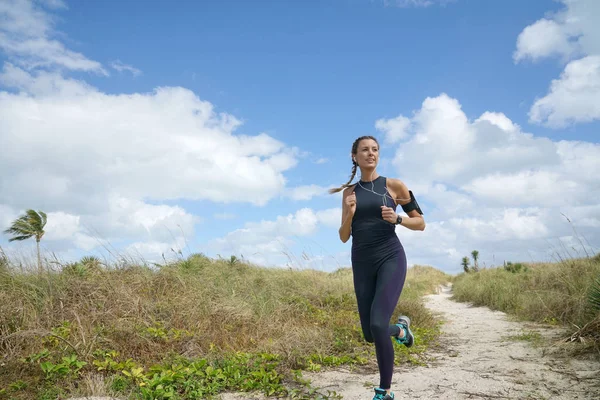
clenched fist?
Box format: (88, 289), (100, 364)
(381, 205), (397, 224)
(345, 192), (357, 215)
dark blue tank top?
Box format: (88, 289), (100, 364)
(351, 175), (401, 260)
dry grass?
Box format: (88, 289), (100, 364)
(452, 255), (600, 358)
(0, 253), (450, 399)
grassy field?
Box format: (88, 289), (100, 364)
(452, 254), (600, 357)
(0, 253), (451, 400)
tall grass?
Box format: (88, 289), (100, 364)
(0, 254), (450, 400)
(452, 255), (600, 356)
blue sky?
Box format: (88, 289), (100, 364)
(1, 0), (599, 274)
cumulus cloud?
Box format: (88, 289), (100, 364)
(374, 93), (599, 272)
(514, 0), (600, 127)
(375, 115), (411, 144)
(376, 94), (562, 187)
(528, 55), (600, 128)
(0, 65), (298, 213)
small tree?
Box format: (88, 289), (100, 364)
(461, 256), (470, 273)
(471, 250), (479, 272)
(3, 209), (47, 274)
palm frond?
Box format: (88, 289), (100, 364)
(8, 235), (34, 242)
(25, 209), (47, 231)
(7, 219), (35, 232)
(4, 224), (34, 237)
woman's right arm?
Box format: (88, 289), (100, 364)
(339, 187), (355, 243)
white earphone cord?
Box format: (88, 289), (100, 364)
(356, 168), (411, 205)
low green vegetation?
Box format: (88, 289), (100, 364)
(0, 252), (450, 400)
(452, 253), (600, 356)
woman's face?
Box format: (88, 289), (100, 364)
(354, 138), (379, 168)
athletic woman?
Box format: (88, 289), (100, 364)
(329, 135), (426, 400)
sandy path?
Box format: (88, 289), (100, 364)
(223, 285), (600, 400)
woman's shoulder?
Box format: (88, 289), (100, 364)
(385, 177), (410, 195)
(384, 176), (405, 187)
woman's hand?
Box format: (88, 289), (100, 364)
(345, 192), (357, 215)
(381, 205), (397, 224)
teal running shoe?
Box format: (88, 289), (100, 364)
(373, 387), (394, 400)
(394, 315), (414, 348)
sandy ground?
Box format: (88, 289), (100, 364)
(221, 285), (600, 400)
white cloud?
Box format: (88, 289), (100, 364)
(95, 196), (199, 242)
(0, 0), (106, 74)
(386, 93), (561, 186)
(529, 55), (600, 128)
(208, 207), (341, 266)
(372, 93), (599, 271)
(125, 236), (187, 263)
(284, 184), (328, 201)
(110, 60), (142, 77)
(514, 0), (600, 63)
(463, 170), (584, 208)
(514, 0), (600, 127)
(44, 211), (80, 241)
(1, 195), (200, 257)
(0, 65), (298, 213)
(0, 204), (19, 236)
(513, 19), (579, 63)
(386, 93), (599, 199)
(375, 115), (411, 143)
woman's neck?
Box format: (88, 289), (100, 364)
(359, 168), (379, 182)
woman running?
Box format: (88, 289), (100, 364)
(329, 135), (426, 400)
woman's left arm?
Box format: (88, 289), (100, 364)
(388, 178), (426, 231)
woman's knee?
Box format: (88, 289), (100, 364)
(370, 319), (388, 339)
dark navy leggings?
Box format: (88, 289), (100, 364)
(352, 243), (407, 390)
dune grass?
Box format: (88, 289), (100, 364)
(0, 253), (450, 400)
(452, 254), (600, 357)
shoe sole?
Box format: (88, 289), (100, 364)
(397, 315), (414, 348)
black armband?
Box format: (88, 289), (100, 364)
(401, 190), (423, 215)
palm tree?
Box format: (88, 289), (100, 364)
(461, 256), (470, 273)
(471, 250), (479, 272)
(4, 209), (47, 273)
